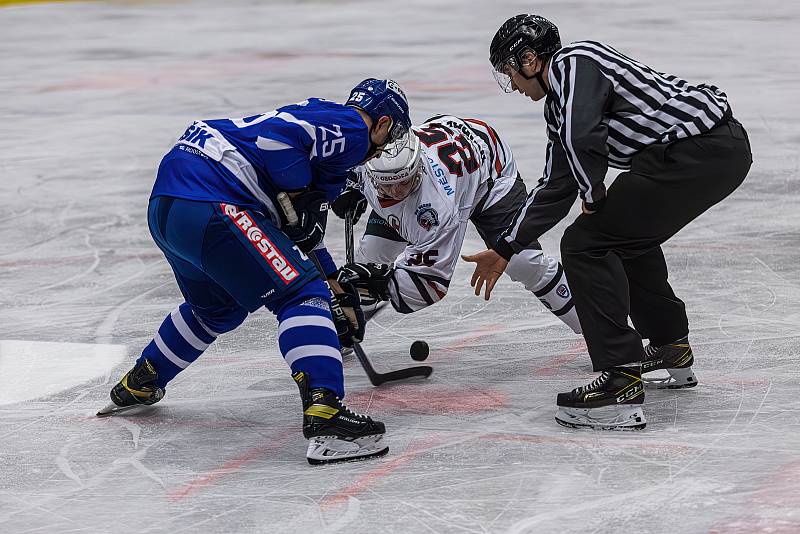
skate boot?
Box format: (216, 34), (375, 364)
(555, 366), (646, 430)
(96, 359), (165, 417)
(293, 371), (388, 465)
(641, 336), (697, 389)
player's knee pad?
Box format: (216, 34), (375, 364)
(190, 305), (248, 335)
(276, 278), (364, 349)
(505, 248), (552, 292)
(275, 278), (332, 316)
(506, 250), (581, 334)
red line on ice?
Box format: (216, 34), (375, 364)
(441, 323), (500, 351)
(532, 340), (587, 376)
(165, 433), (294, 502)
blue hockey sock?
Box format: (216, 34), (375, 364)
(277, 294), (344, 398)
(138, 303), (217, 388)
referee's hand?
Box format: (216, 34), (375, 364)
(462, 249), (509, 301)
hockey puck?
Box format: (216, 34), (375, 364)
(410, 340), (429, 361)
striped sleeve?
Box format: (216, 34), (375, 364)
(493, 129), (578, 260)
(550, 56), (613, 210)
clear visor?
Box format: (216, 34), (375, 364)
(377, 126), (411, 158)
(492, 56), (520, 93)
(372, 169), (422, 201)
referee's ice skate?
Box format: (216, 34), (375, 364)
(293, 371), (388, 465)
(555, 366), (646, 430)
(641, 336), (697, 389)
(97, 358), (165, 417)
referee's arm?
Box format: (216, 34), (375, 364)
(550, 56), (612, 212)
(493, 132), (578, 260)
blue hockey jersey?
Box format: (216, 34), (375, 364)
(152, 98), (370, 222)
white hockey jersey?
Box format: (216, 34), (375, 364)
(355, 115), (518, 313)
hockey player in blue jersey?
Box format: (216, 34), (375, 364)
(97, 79), (412, 464)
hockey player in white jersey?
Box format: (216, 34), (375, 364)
(331, 115), (581, 333)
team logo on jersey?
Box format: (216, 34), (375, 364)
(415, 203), (439, 231)
(220, 204), (299, 284)
(556, 284), (570, 299)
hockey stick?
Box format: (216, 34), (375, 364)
(277, 193), (431, 385)
(344, 210), (432, 386)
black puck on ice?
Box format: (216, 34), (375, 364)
(410, 340), (430, 361)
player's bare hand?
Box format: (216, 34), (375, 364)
(461, 249), (509, 301)
(581, 200), (595, 214)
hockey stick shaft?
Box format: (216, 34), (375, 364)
(344, 210), (355, 263)
(344, 210), (432, 385)
(276, 192), (299, 226)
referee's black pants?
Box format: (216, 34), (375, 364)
(560, 119), (752, 371)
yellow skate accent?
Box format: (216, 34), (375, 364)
(304, 404), (339, 419)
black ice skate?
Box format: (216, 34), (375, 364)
(96, 358), (165, 417)
(555, 366), (646, 430)
(293, 371), (388, 465)
(641, 336), (697, 389)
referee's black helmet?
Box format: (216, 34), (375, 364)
(489, 14), (561, 74)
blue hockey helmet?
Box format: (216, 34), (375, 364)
(346, 78), (412, 152)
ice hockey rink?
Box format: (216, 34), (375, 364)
(1, 0), (798, 532)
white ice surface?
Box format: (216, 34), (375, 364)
(0, 340), (125, 405)
(1, 0), (799, 533)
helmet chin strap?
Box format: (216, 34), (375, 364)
(518, 59), (549, 94)
(534, 71), (548, 93)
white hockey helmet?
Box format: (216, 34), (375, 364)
(366, 132), (423, 200)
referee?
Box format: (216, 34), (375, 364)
(463, 14), (752, 429)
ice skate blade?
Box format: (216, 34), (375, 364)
(643, 366), (697, 390)
(555, 404), (646, 431)
(96, 402), (155, 417)
(306, 434), (388, 465)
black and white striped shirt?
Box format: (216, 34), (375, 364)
(496, 40), (731, 258)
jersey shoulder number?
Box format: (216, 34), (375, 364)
(415, 120), (480, 178)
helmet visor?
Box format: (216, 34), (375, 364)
(378, 127), (411, 158)
(492, 56), (520, 93)
(372, 170), (421, 200)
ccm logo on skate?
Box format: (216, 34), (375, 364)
(221, 204), (299, 283)
(616, 385), (643, 403)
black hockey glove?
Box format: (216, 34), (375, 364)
(336, 262), (394, 306)
(327, 278), (366, 348)
(331, 173), (367, 223)
(281, 190), (329, 253)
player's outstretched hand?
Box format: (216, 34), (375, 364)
(461, 249), (509, 301)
